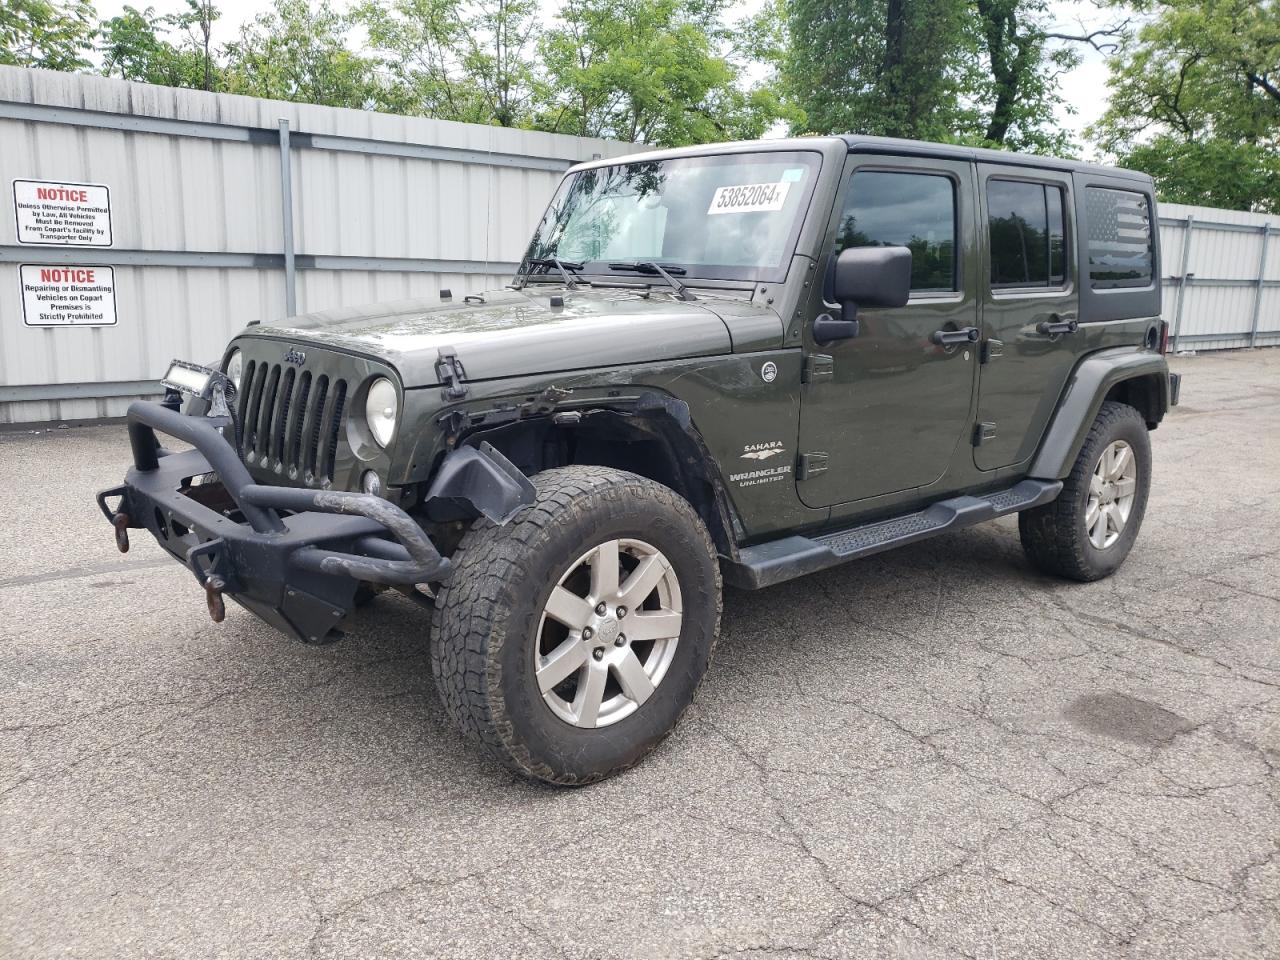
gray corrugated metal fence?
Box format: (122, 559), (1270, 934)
(2, 67), (1275, 424)
(0, 66), (635, 423)
(1157, 203), (1280, 352)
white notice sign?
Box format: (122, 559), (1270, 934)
(13, 179), (113, 246)
(20, 264), (117, 326)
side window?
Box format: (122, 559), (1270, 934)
(835, 171), (956, 292)
(987, 179), (1067, 288)
(1085, 187), (1154, 289)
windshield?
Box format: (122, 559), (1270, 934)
(522, 151), (822, 284)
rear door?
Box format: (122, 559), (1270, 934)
(973, 164), (1083, 470)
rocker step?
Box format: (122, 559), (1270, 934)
(723, 479), (1062, 590)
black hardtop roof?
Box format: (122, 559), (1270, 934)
(838, 134), (1153, 184)
(572, 136), (1153, 187)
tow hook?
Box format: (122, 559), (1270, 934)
(112, 512), (131, 553)
(204, 576), (227, 623)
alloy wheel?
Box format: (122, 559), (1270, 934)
(1086, 440), (1138, 549)
(534, 538), (683, 728)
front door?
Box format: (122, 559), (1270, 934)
(797, 157), (980, 508)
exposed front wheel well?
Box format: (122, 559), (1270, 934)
(443, 407), (738, 559)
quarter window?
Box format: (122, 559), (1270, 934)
(1085, 187), (1154, 289)
(987, 179), (1067, 288)
(835, 171), (957, 292)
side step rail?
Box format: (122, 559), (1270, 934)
(723, 479), (1062, 590)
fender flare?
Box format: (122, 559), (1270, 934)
(423, 441), (536, 524)
(1028, 346), (1171, 480)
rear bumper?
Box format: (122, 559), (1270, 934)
(97, 401), (451, 644)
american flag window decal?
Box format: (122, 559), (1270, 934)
(1086, 187), (1153, 290)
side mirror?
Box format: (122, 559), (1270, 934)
(816, 246), (913, 344)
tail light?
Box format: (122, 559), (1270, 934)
(1158, 321), (1170, 355)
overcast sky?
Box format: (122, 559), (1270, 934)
(94, 0), (1116, 155)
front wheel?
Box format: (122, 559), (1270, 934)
(1019, 400), (1152, 582)
(430, 466), (722, 785)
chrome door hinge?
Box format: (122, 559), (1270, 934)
(802, 354), (834, 383)
(973, 422), (997, 445)
(797, 452), (829, 479)
(980, 339), (1004, 364)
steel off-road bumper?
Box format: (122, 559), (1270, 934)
(96, 401), (452, 644)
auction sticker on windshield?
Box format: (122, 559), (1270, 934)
(707, 181), (791, 215)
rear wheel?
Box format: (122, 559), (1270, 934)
(1019, 400), (1151, 581)
(430, 466), (722, 785)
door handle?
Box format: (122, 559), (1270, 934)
(931, 326), (980, 346)
(1036, 317), (1079, 336)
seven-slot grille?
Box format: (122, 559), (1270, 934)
(236, 359), (347, 484)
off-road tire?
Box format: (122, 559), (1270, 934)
(430, 466), (722, 785)
(1019, 400), (1151, 582)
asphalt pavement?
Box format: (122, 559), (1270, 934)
(1, 350), (1277, 959)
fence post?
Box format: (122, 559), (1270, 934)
(1249, 226), (1271, 348)
(1170, 214), (1195, 351)
(278, 118), (297, 317)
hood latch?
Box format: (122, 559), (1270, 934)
(435, 346), (468, 402)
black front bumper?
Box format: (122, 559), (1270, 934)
(97, 401), (451, 644)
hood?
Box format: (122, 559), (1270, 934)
(243, 287), (759, 388)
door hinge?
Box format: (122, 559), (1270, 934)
(797, 452), (829, 479)
(435, 346), (468, 401)
(802, 354), (834, 383)
(980, 339), (1004, 364)
(973, 422), (997, 446)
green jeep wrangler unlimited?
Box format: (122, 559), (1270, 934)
(99, 136), (1180, 785)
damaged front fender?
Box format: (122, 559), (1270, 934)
(423, 441), (537, 524)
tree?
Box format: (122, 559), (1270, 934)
(1, 0), (96, 71)
(1089, 0), (1279, 210)
(222, 0), (389, 110)
(778, 0), (972, 140)
(99, 2), (222, 91)
(772, 0), (1121, 153)
(357, 0), (541, 126)
(535, 0), (779, 146)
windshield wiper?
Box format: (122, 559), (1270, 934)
(608, 262), (697, 301)
(521, 257), (585, 289)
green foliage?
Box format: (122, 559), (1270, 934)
(99, 2), (220, 90)
(1, 0), (96, 71)
(1089, 0), (1279, 211)
(1121, 136), (1280, 209)
(534, 0), (777, 145)
(356, 0), (541, 126)
(773, 0), (1087, 153)
(781, 0), (972, 140)
(222, 0), (388, 109)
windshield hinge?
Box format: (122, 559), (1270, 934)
(802, 354), (834, 383)
(435, 346), (468, 402)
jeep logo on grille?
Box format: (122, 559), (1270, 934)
(283, 348), (306, 366)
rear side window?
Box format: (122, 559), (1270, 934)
(1085, 187), (1154, 289)
(836, 171), (956, 291)
(987, 180), (1067, 288)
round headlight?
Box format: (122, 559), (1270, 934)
(365, 377), (398, 448)
(225, 348), (243, 390)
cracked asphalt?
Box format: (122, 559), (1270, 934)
(2, 350), (1277, 960)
